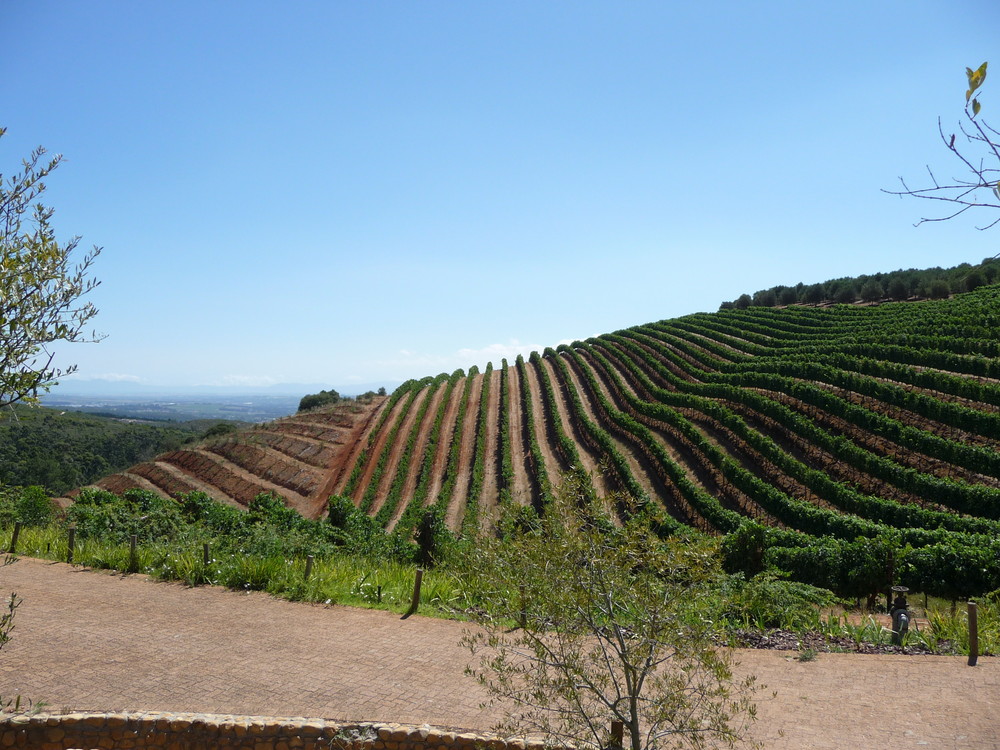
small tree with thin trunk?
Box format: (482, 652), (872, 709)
(1, 127), (102, 410)
(459, 476), (760, 750)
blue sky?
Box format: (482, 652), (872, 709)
(3, 2), (998, 392)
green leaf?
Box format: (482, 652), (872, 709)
(973, 98), (982, 117)
(966, 61), (988, 102)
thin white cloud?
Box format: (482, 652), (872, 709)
(456, 339), (546, 362)
(377, 337), (590, 379)
(214, 375), (280, 388)
(62, 372), (143, 383)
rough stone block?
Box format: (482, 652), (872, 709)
(300, 722), (326, 738)
(43, 727), (65, 742)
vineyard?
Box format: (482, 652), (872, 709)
(88, 285), (1000, 599)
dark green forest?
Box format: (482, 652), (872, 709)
(0, 406), (232, 495)
(720, 257), (1000, 309)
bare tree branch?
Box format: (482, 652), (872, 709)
(884, 63), (1000, 231)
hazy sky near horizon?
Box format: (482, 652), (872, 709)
(3, 2), (998, 392)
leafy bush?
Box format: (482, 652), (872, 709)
(201, 421), (239, 440)
(17, 486), (54, 526)
(716, 572), (835, 630)
(0, 486), (55, 527)
(178, 491), (243, 529)
(66, 487), (184, 544)
(247, 492), (302, 531)
(327, 494), (357, 529)
(327, 494), (418, 562)
(414, 506), (454, 566)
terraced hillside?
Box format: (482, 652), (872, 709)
(90, 399), (386, 521)
(90, 285), (1000, 598)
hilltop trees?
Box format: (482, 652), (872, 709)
(718, 258), (1000, 310)
(298, 388), (341, 412)
(1, 128), (102, 410)
(887, 62), (1000, 230)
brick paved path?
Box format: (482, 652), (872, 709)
(1, 557), (997, 748)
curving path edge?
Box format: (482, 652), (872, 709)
(0, 557), (997, 748)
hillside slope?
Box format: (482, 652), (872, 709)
(88, 286), (1000, 595)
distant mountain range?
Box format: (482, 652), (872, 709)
(43, 379), (400, 399)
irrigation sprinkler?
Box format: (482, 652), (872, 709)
(889, 585), (910, 646)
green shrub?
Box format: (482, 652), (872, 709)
(65, 487), (184, 544)
(201, 422), (239, 440)
(716, 572), (835, 630)
(327, 494), (358, 529)
(414, 506), (454, 566)
(15, 486), (54, 527)
(247, 492), (301, 530)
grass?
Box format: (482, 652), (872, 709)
(3, 524), (470, 619)
(816, 598), (999, 655)
(3, 519), (996, 653)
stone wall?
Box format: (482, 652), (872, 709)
(0, 712), (547, 750)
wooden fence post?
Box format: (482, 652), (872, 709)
(968, 601), (979, 667)
(402, 568), (423, 619)
(7, 523), (21, 555)
(203, 542), (210, 567)
(129, 534), (138, 573)
(519, 584), (527, 629)
(67, 526), (76, 564)
(610, 720), (624, 750)
(304, 554), (314, 581)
